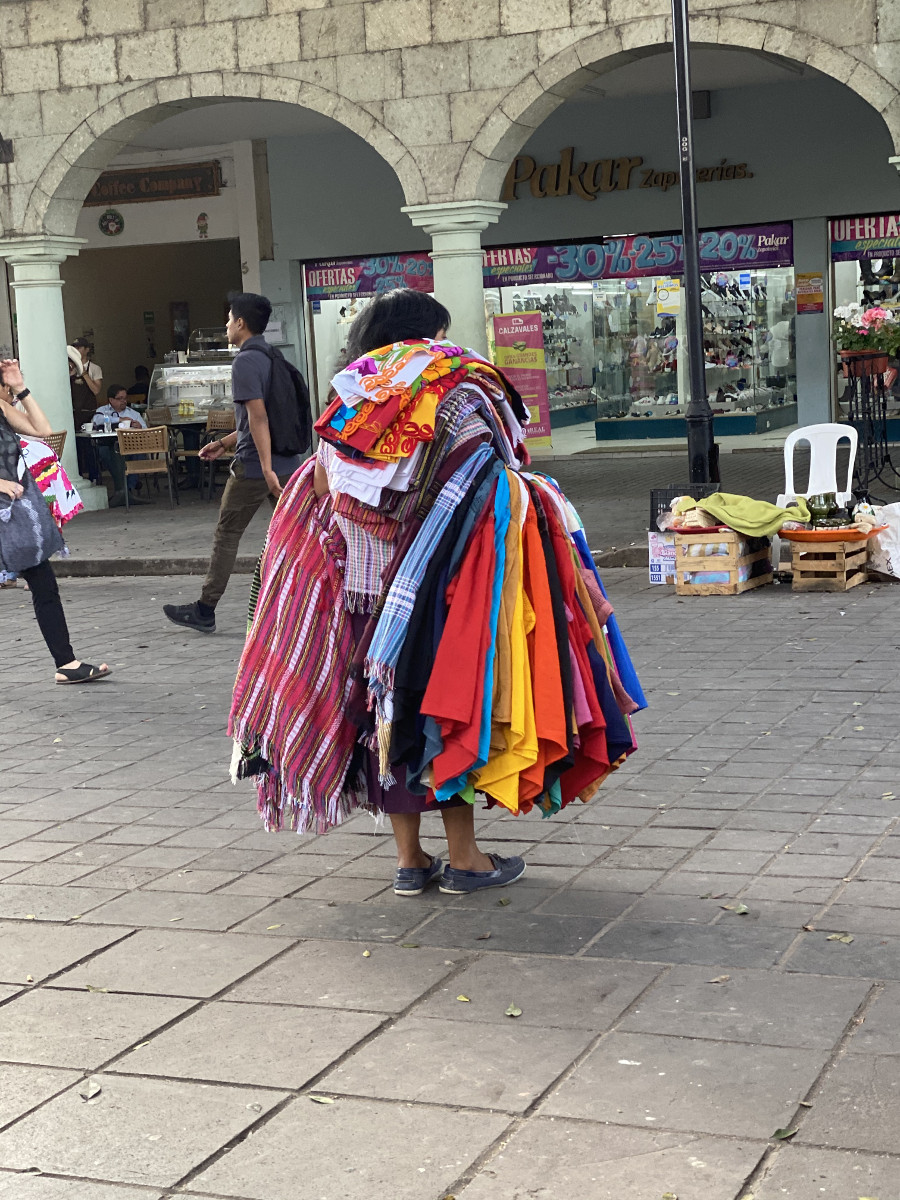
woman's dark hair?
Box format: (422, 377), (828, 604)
(228, 292), (272, 335)
(343, 289), (451, 363)
(134, 365), (150, 380)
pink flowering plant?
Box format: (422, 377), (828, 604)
(834, 302), (900, 355)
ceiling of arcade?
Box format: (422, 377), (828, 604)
(0, 0), (896, 237)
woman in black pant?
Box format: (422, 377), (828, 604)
(0, 359), (110, 684)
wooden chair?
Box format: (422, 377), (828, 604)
(170, 408), (235, 492)
(147, 407), (171, 426)
(115, 425), (177, 510)
(41, 430), (67, 458)
(201, 408), (236, 499)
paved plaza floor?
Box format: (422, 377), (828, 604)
(2, 569), (900, 1198)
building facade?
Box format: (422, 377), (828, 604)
(0, 0), (898, 494)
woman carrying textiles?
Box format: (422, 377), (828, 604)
(230, 290), (644, 894)
(0, 359), (110, 685)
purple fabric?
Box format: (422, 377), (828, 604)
(350, 612), (465, 815)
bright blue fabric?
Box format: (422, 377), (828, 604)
(571, 527), (647, 712)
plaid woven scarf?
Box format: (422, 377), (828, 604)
(229, 460), (370, 834)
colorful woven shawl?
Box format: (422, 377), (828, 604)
(229, 460), (368, 834)
(20, 438), (83, 529)
(315, 341), (513, 462)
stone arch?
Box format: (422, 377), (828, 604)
(455, 13), (899, 201)
(25, 70), (427, 236)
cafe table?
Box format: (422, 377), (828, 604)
(74, 428), (118, 485)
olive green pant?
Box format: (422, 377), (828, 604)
(200, 461), (291, 608)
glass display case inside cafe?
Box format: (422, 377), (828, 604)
(146, 327), (236, 419)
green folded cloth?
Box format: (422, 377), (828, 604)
(674, 492), (810, 538)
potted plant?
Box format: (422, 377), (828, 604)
(833, 302), (900, 375)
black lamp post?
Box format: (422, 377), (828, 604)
(672, 0), (718, 485)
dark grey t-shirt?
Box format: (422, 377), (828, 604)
(231, 335), (302, 479)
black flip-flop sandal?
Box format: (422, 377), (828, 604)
(55, 663), (112, 685)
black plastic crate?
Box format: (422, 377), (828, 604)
(650, 483), (721, 531)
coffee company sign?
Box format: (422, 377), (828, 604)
(502, 147), (753, 202)
(85, 161), (222, 206)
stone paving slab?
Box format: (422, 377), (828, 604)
(413, 955), (660, 1030)
(0, 1075), (288, 1188)
(0, 1063), (81, 1127)
(751, 1145), (900, 1198)
(320, 1016), (593, 1112)
(52, 929), (287, 998)
(0, 1179), (164, 1200)
(617, 965), (868, 1048)
(185, 1097), (510, 1200)
(797, 1052), (900, 1153)
(113, 1000), (385, 1089)
(0, 988), (195, 1070)
(0, 922), (129, 985)
(224, 940), (464, 1014)
(541, 1032), (829, 1138)
(6, 571), (900, 1195)
(455, 1121), (764, 1200)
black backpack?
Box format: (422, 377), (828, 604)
(243, 342), (312, 457)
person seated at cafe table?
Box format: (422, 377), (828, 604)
(92, 385), (148, 507)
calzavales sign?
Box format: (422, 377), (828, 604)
(502, 147), (753, 201)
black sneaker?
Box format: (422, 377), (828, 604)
(162, 601), (216, 634)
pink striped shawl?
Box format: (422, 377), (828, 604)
(228, 459), (369, 834)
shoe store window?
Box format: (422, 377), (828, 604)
(483, 284), (596, 428)
(485, 267), (797, 440)
(592, 266), (798, 438)
(483, 224), (797, 441)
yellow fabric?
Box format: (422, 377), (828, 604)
(674, 491), (810, 538)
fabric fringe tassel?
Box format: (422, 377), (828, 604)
(344, 589), (377, 615)
(376, 717), (396, 789)
(364, 658), (395, 696)
(229, 726), (372, 837)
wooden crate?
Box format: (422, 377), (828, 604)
(790, 538), (868, 592)
(674, 530), (773, 596)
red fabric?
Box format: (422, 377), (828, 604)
(421, 501), (496, 790)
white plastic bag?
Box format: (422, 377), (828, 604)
(869, 503), (900, 578)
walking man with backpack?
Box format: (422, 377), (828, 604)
(162, 293), (311, 634)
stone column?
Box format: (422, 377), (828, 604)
(0, 235), (107, 510)
(792, 217), (833, 428)
(402, 201), (506, 356)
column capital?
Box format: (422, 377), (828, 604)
(0, 235), (86, 268)
(402, 200), (506, 236)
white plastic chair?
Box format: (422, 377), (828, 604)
(772, 423), (858, 571)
